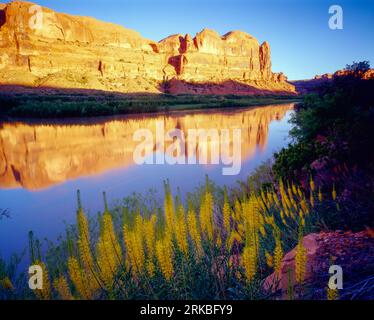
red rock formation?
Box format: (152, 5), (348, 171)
(362, 69), (374, 80)
(263, 230), (374, 299)
(292, 68), (374, 94)
(0, 1), (295, 94)
(259, 41), (271, 79)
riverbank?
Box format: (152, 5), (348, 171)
(0, 90), (300, 119)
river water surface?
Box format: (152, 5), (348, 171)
(0, 103), (295, 259)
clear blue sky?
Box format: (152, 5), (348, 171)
(32, 0), (374, 80)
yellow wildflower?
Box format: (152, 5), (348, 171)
(216, 234), (223, 248)
(297, 187), (303, 199)
(234, 199), (242, 222)
(187, 208), (203, 258)
(310, 177), (315, 192)
(332, 184), (337, 201)
(164, 181), (175, 232)
(155, 235), (174, 281)
(295, 240), (307, 284)
(222, 188), (231, 234)
(123, 226), (145, 276)
(96, 209), (122, 288)
(0, 277), (14, 291)
(200, 187), (214, 241)
(327, 287), (339, 300)
(146, 260), (155, 278)
(33, 261), (51, 300)
(75, 192), (99, 291)
(310, 193), (315, 208)
(144, 215), (157, 256)
(272, 192), (280, 208)
(77, 209), (94, 272)
(300, 198), (309, 215)
(292, 183), (297, 196)
(68, 256), (95, 299)
(175, 203), (188, 255)
(53, 276), (74, 300)
(242, 245), (257, 282)
(227, 230), (243, 251)
(273, 237), (283, 273)
(265, 251), (273, 268)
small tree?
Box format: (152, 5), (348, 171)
(345, 61), (370, 76)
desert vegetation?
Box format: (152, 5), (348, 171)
(273, 62), (374, 230)
(0, 174), (342, 300)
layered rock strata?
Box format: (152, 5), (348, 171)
(0, 1), (295, 94)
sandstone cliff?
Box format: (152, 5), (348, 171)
(0, 1), (295, 94)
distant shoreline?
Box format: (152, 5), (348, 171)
(0, 91), (301, 121)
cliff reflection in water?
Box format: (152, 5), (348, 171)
(0, 103), (294, 190)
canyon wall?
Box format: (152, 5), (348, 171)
(0, 1), (295, 94)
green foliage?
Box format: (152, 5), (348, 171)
(345, 61), (370, 74)
(273, 61), (374, 230)
(246, 160), (274, 191)
(0, 92), (299, 119)
(273, 141), (324, 181)
(0, 254), (25, 299)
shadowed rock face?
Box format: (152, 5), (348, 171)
(0, 1), (295, 94)
(0, 4), (5, 27)
(0, 104), (293, 190)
